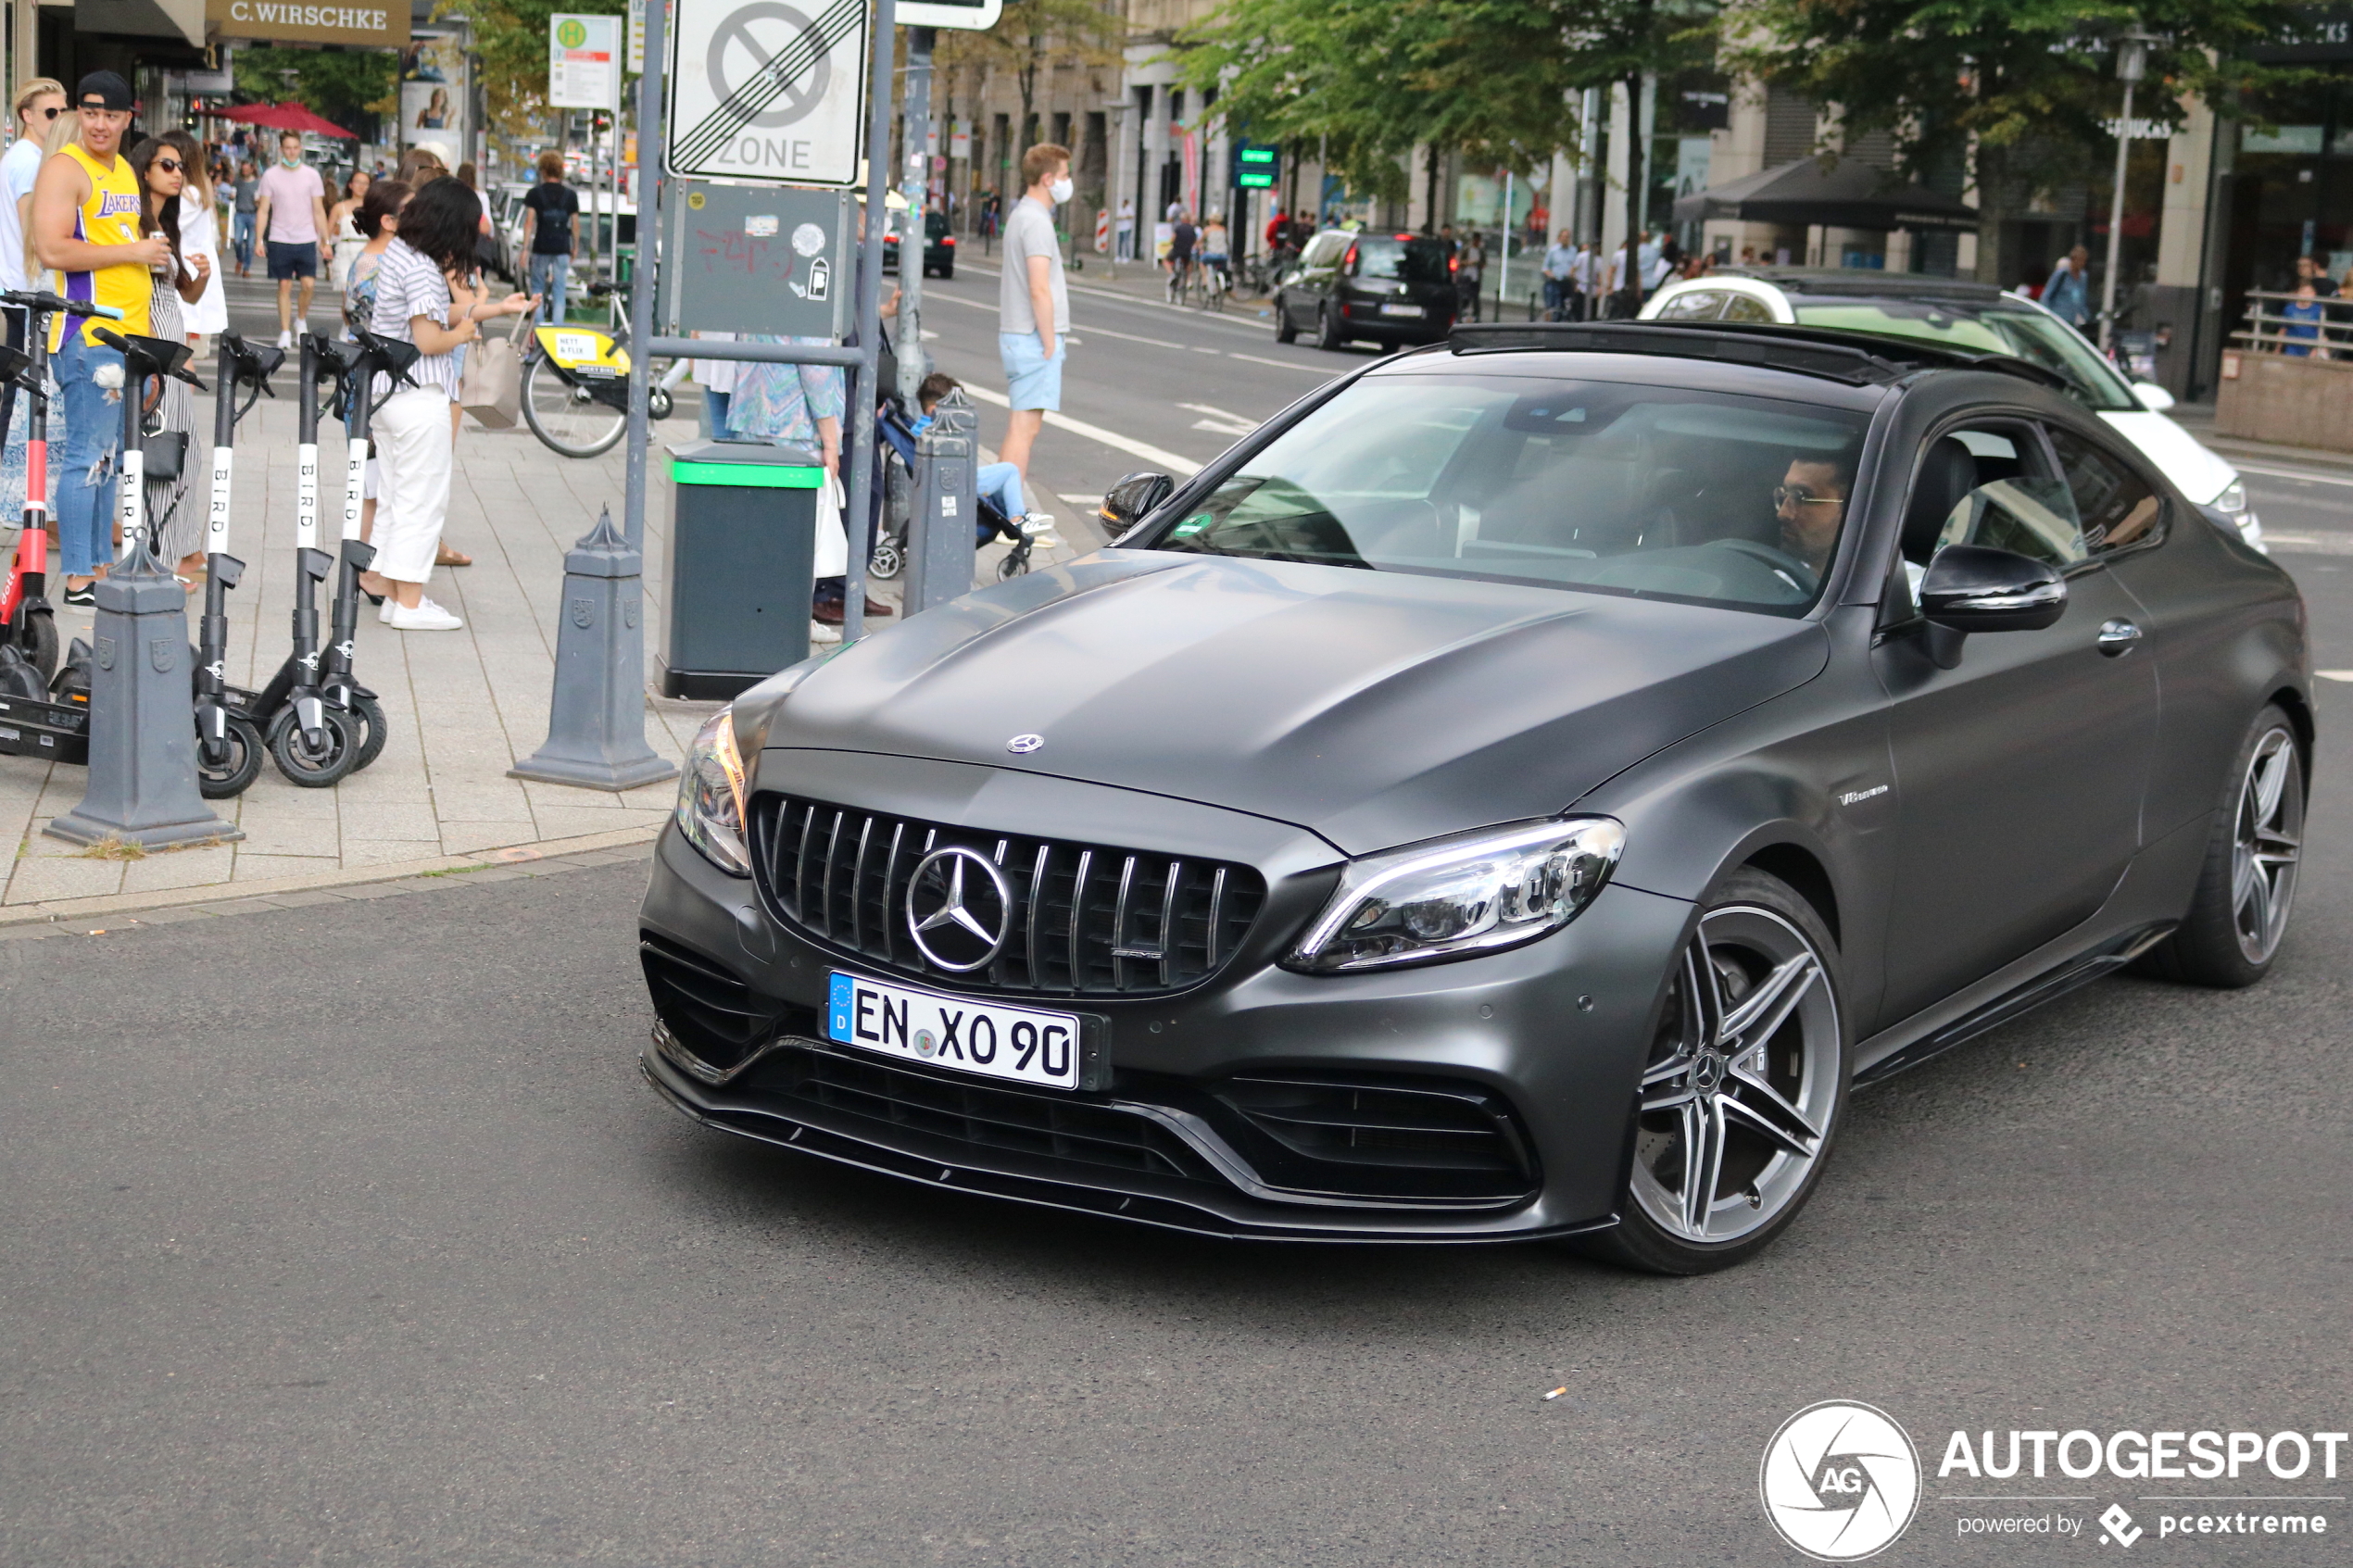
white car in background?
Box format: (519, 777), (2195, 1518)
(1638, 270), (2263, 550)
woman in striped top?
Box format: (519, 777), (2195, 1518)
(363, 175), (535, 631)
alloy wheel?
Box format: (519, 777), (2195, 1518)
(2231, 726), (2302, 964)
(1630, 906), (1841, 1245)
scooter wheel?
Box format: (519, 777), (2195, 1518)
(868, 540), (903, 580)
(21, 608), (57, 684)
(196, 714), (265, 799)
(266, 705), (361, 788)
(648, 385), (674, 421)
(347, 693), (389, 771)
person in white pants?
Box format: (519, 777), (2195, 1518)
(362, 176), (535, 629)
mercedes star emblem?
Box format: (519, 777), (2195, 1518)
(1007, 734), (1044, 754)
(905, 847), (1014, 972)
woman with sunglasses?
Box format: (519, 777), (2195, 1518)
(0, 79), (63, 455)
(129, 134), (213, 583)
(160, 130), (226, 347)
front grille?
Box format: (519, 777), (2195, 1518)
(640, 935), (810, 1081)
(750, 794), (1266, 997)
(754, 1046), (1216, 1183)
(1210, 1073), (1539, 1203)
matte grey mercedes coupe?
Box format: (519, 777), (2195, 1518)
(639, 321), (2309, 1273)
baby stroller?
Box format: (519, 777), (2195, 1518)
(868, 397), (1032, 583)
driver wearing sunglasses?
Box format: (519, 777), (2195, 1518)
(1773, 459), (1852, 577)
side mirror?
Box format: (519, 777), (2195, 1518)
(1099, 470), (1176, 532)
(2132, 381), (2176, 412)
(1916, 545), (2067, 668)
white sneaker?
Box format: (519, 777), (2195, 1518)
(379, 597), (395, 623)
(809, 619), (842, 645)
(1020, 514), (1063, 547)
(277, 329), (293, 350)
(386, 596), (463, 631)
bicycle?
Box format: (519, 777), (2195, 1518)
(1198, 258), (1230, 312)
(519, 283), (683, 459)
(1164, 256), (1197, 307)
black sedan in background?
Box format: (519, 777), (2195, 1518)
(1273, 230), (1457, 350)
(639, 320), (2309, 1274)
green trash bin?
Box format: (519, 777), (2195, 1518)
(660, 439), (826, 699)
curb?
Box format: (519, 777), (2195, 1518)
(0, 823), (663, 936)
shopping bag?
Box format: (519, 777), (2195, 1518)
(459, 314), (523, 429)
(812, 469), (849, 579)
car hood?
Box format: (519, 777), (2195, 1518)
(752, 553), (1831, 857)
(2097, 409), (2235, 504)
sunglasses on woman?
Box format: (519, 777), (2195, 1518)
(153, 157), (184, 173)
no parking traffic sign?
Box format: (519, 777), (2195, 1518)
(666, 0), (869, 185)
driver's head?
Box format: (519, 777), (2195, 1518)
(1776, 458), (1849, 572)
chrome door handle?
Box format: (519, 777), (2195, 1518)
(2097, 618), (2144, 656)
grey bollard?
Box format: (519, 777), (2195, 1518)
(509, 507), (680, 791)
(904, 387), (978, 616)
(46, 541), (241, 850)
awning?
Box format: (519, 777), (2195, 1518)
(201, 101), (359, 139)
(1673, 158), (1979, 232)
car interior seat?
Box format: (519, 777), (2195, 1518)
(1902, 437), (1980, 564)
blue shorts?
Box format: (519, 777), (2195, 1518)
(999, 332), (1065, 412)
(267, 240), (318, 280)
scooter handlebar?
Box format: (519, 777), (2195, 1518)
(0, 290), (124, 320)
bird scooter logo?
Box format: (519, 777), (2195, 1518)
(1760, 1400), (1921, 1561)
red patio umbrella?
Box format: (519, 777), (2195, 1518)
(204, 101), (357, 139)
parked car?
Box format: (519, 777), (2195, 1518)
(880, 209), (955, 278)
(1272, 230), (1458, 351)
(1639, 269), (2263, 549)
(638, 320), (2309, 1274)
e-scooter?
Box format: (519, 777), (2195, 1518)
(312, 328), (415, 771)
(187, 331), (285, 798)
(0, 290), (126, 685)
(243, 331), (361, 786)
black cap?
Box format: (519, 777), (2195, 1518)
(76, 71), (133, 112)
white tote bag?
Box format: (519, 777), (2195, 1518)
(811, 469), (849, 578)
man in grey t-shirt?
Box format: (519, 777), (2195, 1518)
(998, 141), (1072, 493)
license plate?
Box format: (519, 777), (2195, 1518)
(827, 972), (1083, 1090)
(1379, 303), (1425, 317)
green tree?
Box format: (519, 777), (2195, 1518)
(230, 46), (400, 134)
(1729, 0), (2309, 284)
(462, 0), (625, 138)
(950, 0), (1122, 164)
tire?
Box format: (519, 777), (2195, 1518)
(2133, 705), (2305, 988)
(21, 608), (57, 684)
(1274, 299), (1298, 344)
(1576, 868), (1849, 1275)
(266, 705), (362, 788)
(522, 355), (626, 458)
(648, 385), (673, 422)
(938, 263), (952, 281)
(196, 713), (264, 799)
(868, 539), (903, 580)
(996, 541), (1032, 581)
(1316, 305), (1348, 352)
(347, 692), (390, 772)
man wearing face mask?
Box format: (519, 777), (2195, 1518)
(997, 142), (1072, 501)
(253, 129), (329, 348)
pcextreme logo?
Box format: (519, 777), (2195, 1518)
(1760, 1400), (1923, 1562)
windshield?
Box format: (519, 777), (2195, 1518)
(1791, 300), (2138, 411)
(1151, 374), (1870, 615)
(1353, 236), (1452, 285)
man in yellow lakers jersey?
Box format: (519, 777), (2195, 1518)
(29, 71), (170, 601)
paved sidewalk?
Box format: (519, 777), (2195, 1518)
(0, 305), (1098, 923)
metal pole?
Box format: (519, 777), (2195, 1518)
(842, 0), (897, 645)
(621, 0), (667, 553)
(2100, 42), (2147, 353)
(898, 23), (933, 405)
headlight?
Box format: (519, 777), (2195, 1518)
(674, 708), (749, 876)
(2211, 480), (2247, 514)
(1286, 818), (1625, 974)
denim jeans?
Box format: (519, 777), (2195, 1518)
(55, 332), (125, 578)
(232, 211), (256, 270)
(700, 388), (732, 440)
(528, 252), (571, 323)
(975, 460), (1026, 524)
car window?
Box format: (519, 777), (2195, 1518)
(1302, 234), (1348, 269)
(1352, 235), (1452, 284)
(1720, 294), (1776, 323)
(2047, 427), (2163, 552)
(1151, 374), (1869, 616)
(1655, 290), (1726, 320)
(1925, 425), (2087, 571)
(1788, 300), (2138, 411)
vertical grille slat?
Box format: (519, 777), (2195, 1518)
(749, 796), (1264, 997)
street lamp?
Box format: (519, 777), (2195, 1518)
(2099, 31), (2159, 354)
